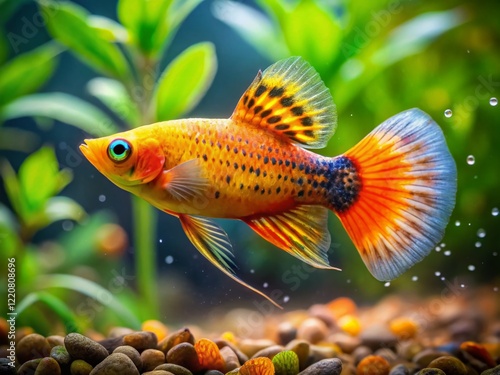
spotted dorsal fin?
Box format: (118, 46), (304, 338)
(231, 56), (336, 149)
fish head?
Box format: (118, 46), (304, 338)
(79, 130), (165, 187)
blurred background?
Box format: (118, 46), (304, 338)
(0, 0), (499, 334)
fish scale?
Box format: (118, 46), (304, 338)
(80, 56), (456, 308)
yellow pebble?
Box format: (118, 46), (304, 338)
(142, 320), (168, 341)
(221, 331), (237, 344)
(338, 314), (361, 336)
(389, 317), (418, 340)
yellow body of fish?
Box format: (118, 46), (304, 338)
(80, 57), (457, 307)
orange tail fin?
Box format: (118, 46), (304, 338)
(333, 109), (456, 281)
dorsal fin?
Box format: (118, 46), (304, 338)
(231, 56), (337, 149)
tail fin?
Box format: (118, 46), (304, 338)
(335, 109), (456, 281)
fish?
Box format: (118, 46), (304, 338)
(80, 56), (457, 308)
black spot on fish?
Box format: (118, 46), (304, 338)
(226, 160), (230, 167)
(202, 139), (206, 144)
(234, 147), (238, 154)
(241, 164), (246, 171)
(297, 177), (304, 185)
(240, 183), (244, 189)
(217, 141), (222, 149)
(291, 161), (296, 169)
(248, 98), (255, 109)
(242, 150), (247, 156)
(304, 130), (314, 137)
(260, 109), (272, 118)
(267, 116), (281, 124)
(299, 163), (305, 171)
(225, 144), (230, 151)
(275, 124), (290, 130)
(261, 189), (265, 194)
(255, 84), (267, 97)
(277, 174), (282, 180)
(195, 137), (199, 144)
(281, 96), (294, 107)
(234, 162), (238, 169)
(301, 117), (313, 126)
(254, 184), (259, 191)
(243, 95), (248, 105)
(298, 190), (304, 197)
(263, 171), (267, 177)
(215, 191), (220, 199)
(255, 168), (260, 177)
(271, 157), (277, 165)
(285, 160), (290, 167)
(276, 187), (281, 194)
(284, 176), (288, 181)
(254, 105), (263, 115)
(249, 166), (254, 173)
(291, 106), (304, 116)
(284, 130), (297, 137)
(263, 156), (269, 164)
(226, 175), (231, 184)
(202, 154), (208, 161)
(269, 87), (284, 97)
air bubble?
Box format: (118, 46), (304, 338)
(99, 194), (106, 202)
(477, 228), (486, 238)
(62, 220), (74, 231)
(435, 271), (441, 277)
(492, 207), (499, 217)
(444, 250), (451, 256)
(250, 269), (255, 274)
(475, 241), (482, 248)
(412, 276), (419, 282)
(468, 265), (475, 271)
(165, 255), (174, 264)
(440, 243), (446, 248)
(466, 155), (475, 165)
(455, 220), (461, 226)
(435, 247), (441, 252)
(159, 239), (163, 243)
(263, 282), (269, 288)
(494, 287), (499, 292)
(444, 109), (452, 118)
(490, 97), (498, 106)
(384, 282), (391, 287)
(283, 295), (290, 303)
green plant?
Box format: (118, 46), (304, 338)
(2, 0), (217, 320)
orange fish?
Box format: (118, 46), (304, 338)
(80, 57), (456, 307)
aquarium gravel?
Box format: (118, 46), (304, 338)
(2, 288), (499, 375)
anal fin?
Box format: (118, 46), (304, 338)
(244, 205), (339, 270)
(178, 214), (282, 309)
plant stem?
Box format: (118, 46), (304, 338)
(132, 195), (159, 319)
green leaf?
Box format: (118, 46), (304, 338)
(43, 196), (86, 225)
(154, 42), (217, 121)
(0, 204), (19, 257)
(39, 0), (131, 81)
(37, 274), (142, 330)
(212, 0), (288, 61)
(0, 160), (26, 220)
(17, 291), (81, 333)
(87, 77), (140, 127)
(0, 43), (61, 107)
(1, 93), (120, 137)
(272, 350), (299, 375)
(88, 15), (129, 43)
(282, 2), (342, 74)
(0, 34), (7, 64)
(0, 128), (39, 152)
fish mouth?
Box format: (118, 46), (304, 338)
(79, 139), (99, 168)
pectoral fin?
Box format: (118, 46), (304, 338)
(178, 214), (282, 309)
(161, 159), (209, 200)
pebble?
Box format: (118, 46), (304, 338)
(154, 363), (194, 375)
(481, 364), (500, 375)
(427, 355), (468, 375)
(412, 349), (449, 368)
(308, 304), (337, 327)
(353, 346), (373, 365)
(50, 345), (71, 367)
(329, 332), (362, 353)
(327, 297), (357, 319)
(389, 318), (418, 340)
(70, 359), (94, 375)
(194, 338), (225, 372)
(166, 342), (200, 373)
(141, 349), (165, 371)
(277, 321), (298, 345)
(219, 345), (240, 371)
(359, 325), (398, 350)
(389, 364), (410, 375)
(215, 339), (249, 365)
(158, 328), (195, 354)
(356, 354), (391, 375)
(297, 317), (329, 344)
(34, 356), (61, 375)
(142, 371), (173, 375)
(298, 358), (343, 375)
(0, 358), (16, 375)
(415, 369), (446, 375)
(204, 371), (224, 375)
(397, 341), (423, 361)
(339, 315), (362, 336)
(374, 348), (398, 363)
(113, 345), (142, 371)
(460, 341), (496, 368)
(123, 331), (158, 352)
(142, 320), (169, 342)
(46, 335), (65, 348)
(64, 333), (109, 366)
(285, 340), (310, 370)
(16, 333), (52, 364)
(251, 344), (284, 359)
(89, 352), (140, 375)
(239, 338), (277, 357)
(108, 327), (135, 338)
(97, 335), (125, 353)
(17, 358), (42, 375)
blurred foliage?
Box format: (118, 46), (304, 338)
(0, 0), (499, 330)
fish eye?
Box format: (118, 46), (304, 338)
(107, 139), (132, 163)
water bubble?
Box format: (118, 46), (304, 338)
(98, 194), (106, 202)
(250, 269), (255, 274)
(412, 276), (419, 282)
(475, 241), (482, 248)
(440, 243), (446, 248)
(490, 97), (498, 106)
(492, 207), (499, 216)
(435, 271), (441, 277)
(494, 287), (499, 292)
(384, 282), (391, 287)
(435, 247), (441, 252)
(283, 295), (290, 303)
(493, 252), (498, 257)
(263, 282), (269, 288)
(62, 220), (74, 231)
(466, 155), (475, 165)
(477, 228), (486, 238)
(444, 250), (451, 256)
(159, 239), (163, 243)
(468, 264), (476, 271)
(455, 220), (461, 226)
(444, 109), (453, 118)
(165, 255), (174, 264)
(346, 279), (351, 284)
(440, 277), (445, 281)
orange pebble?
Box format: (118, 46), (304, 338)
(338, 314), (361, 336)
(194, 338), (225, 372)
(389, 317), (418, 340)
(327, 297), (357, 319)
(142, 320), (169, 341)
(356, 355), (390, 375)
(239, 357), (275, 375)
(460, 341), (496, 368)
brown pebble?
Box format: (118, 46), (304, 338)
(374, 348), (398, 364)
(97, 335), (124, 353)
(166, 343), (200, 373)
(158, 328), (195, 354)
(251, 344), (284, 359)
(308, 304), (337, 327)
(356, 354), (390, 375)
(34, 357), (61, 375)
(310, 344), (340, 362)
(142, 371), (173, 375)
(238, 338), (277, 358)
(428, 356), (468, 375)
(329, 332), (362, 354)
(89, 352), (139, 375)
(277, 321), (297, 345)
(141, 348), (165, 371)
(123, 331), (158, 352)
(397, 341), (423, 361)
(389, 364), (410, 375)
(412, 349), (449, 368)
(298, 358), (343, 374)
(17, 358), (42, 375)
(220, 345), (240, 372)
(16, 333), (51, 364)
(481, 364), (500, 375)
(113, 345), (142, 371)
(352, 346), (373, 365)
(285, 339), (310, 371)
(460, 341), (497, 368)
(415, 368), (446, 375)
(154, 363), (194, 375)
(47, 335), (65, 348)
(204, 371), (224, 375)
(65, 333), (109, 366)
(50, 345), (71, 367)
(214, 339), (248, 365)
(108, 327), (135, 338)
(359, 325), (398, 351)
(297, 317), (329, 344)
(70, 359), (94, 375)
